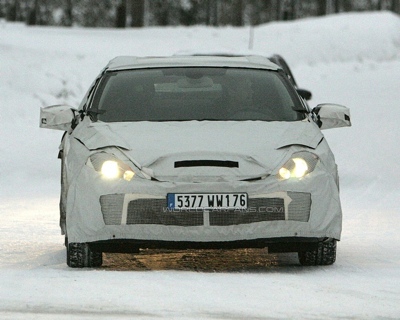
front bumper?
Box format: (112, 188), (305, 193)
(88, 237), (329, 254)
(66, 164), (342, 244)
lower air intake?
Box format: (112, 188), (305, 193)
(100, 192), (311, 226)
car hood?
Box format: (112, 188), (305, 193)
(73, 119), (323, 182)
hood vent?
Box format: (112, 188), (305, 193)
(174, 160), (239, 168)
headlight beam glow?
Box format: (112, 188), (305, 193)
(101, 160), (120, 179)
(292, 158), (309, 178)
(277, 152), (318, 180)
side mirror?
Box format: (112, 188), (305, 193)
(313, 104), (351, 130)
(40, 105), (77, 131)
(297, 88), (312, 101)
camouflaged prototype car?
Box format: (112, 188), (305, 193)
(40, 55), (351, 267)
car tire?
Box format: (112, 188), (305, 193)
(67, 242), (103, 268)
(268, 54), (297, 87)
(298, 239), (337, 266)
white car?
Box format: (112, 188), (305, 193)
(40, 55), (351, 268)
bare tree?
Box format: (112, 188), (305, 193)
(391, 0), (400, 13)
(342, 0), (353, 11)
(151, 0), (170, 26)
(205, 0), (218, 26)
(292, 0), (300, 19)
(78, 0), (114, 27)
(4, 0), (398, 28)
(0, 1), (5, 18)
(27, 0), (38, 25)
(232, 0), (243, 26)
(205, 0), (211, 25)
(131, 0), (144, 27)
(275, 0), (283, 20)
(317, 0), (328, 16)
(64, 0), (73, 26)
(246, 0), (275, 25)
(282, 0), (295, 20)
(333, 0), (340, 12)
(179, 0), (201, 26)
(331, 0), (353, 13)
(7, 0), (19, 21)
(116, 0), (126, 28)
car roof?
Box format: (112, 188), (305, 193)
(105, 55), (280, 71)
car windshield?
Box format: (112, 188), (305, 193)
(90, 67), (304, 122)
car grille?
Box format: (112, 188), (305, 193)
(100, 192), (311, 227)
(127, 199), (204, 226)
(99, 194), (125, 225)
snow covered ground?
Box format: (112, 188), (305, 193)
(1, 11), (400, 319)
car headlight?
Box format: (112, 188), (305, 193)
(277, 151), (319, 180)
(88, 152), (135, 181)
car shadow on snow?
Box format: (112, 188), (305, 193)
(100, 248), (307, 273)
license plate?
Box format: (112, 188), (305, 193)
(167, 193), (248, 210)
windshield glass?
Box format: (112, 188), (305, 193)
(90, 67), (304, 122)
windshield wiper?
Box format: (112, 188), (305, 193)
(86, 109), (106, 121)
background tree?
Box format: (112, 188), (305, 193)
(130, 0), (144, 27)
(317, 0), (328, 16)
(6, 0), (19, 21)
(2, 0), (399, 28)
(0, 0), (4, 18)
(391, 0), (400, 13)
(64, 0), (73, 26)
(205, 0), (218, 26)
(232, 0), (243, 26)
(149, 0), (170, 26)
(116, 0), (126, 28)
(27, 0), (38, 25)
(180, 0), (200, 26)
(342, 0), (353, 11)
(76, 0), (114, 27)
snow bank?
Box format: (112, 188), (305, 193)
(255, 11), (400, 66)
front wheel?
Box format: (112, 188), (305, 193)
(67, 242), (103, 268)
(298, 239), (337, 266)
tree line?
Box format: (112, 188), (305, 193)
(1, 0), (399, 28)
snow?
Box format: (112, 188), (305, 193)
(1, 11), (400, 319)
